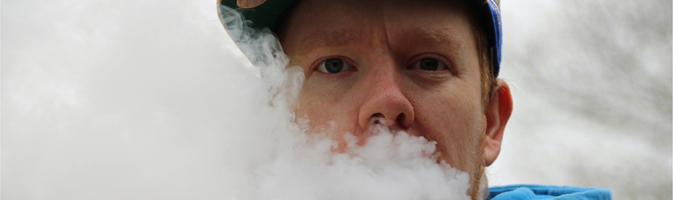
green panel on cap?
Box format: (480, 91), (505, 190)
(220, 0), (296, 31)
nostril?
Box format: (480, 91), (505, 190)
(370, 113), (384, 124)
(396, 113), (406, 127)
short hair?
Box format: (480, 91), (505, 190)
(467, 2), (498, 108)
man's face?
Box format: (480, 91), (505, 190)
(280, 0), (489, 190)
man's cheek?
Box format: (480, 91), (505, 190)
(415, 108), (483, 166)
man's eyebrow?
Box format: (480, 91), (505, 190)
(293, 28), (463, 55)
(400, 27), (463, 50)
(295, 28), (368, 55)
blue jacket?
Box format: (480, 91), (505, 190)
(488, 185), (612, 200)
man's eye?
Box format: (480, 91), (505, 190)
(410, 58), (447, 71)
(317, 58), (352, 73)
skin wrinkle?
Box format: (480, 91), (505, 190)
(403, 28), (467, 81)
(296, 28), (370, 57)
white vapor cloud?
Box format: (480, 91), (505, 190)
(3, 0), (471, 199)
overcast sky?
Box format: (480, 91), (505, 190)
(488, 0), (671, 199)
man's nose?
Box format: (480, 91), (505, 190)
(358, 70), (415, 130)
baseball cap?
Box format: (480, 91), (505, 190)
(218, 0), (502, 77)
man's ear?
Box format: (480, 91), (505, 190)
(484, 79), (513, 166)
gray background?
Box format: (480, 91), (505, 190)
(487, 0), (672, 199)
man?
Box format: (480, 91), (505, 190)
(219, 0), (612, 199)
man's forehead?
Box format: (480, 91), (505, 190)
(292, 27), (466, 57)
(281, 0), (471, 55)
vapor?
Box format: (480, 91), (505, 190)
(3, 0), (471, 199)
